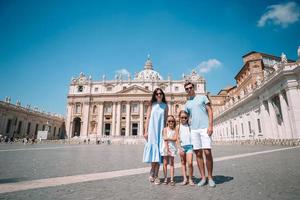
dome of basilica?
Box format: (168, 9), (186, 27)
(135, 56), (163, 81)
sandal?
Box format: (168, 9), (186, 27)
(163, 178), (168, 185)
(154, 178), (161, 185)
(149, 176), (155, 183)
(189, 180), (195, 186)
(180, 179), (188, 186)
(170, 180), (175, 186)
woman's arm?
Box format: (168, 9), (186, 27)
(143, 105), (151, 140)
(164, 104), (169, 127)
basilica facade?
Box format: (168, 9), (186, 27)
(66, 57), (206, 139)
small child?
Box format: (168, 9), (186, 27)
(176, 110), (194, 186)
(161, 115), (177, 186)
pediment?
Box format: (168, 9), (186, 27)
(117, 85), (152, 94)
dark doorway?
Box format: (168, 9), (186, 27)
(104, 123), (111, 136)
(73, 117), (81, 137)
(132, 123), (138, 136)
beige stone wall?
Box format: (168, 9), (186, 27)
(0, 101), (65, 140)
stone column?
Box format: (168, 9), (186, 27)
(81, 101), (90, 138)
(125, 102), (131, 136)
(116, 102), (121, 136)
(279, 91), (293, 139)
(111, 102), (116, 136)
(260, 101), (272, 139)
(139, 101), (144, 136)
(65, 103), (73, 138)
(268, 99), (279, 139)
(285, 87), (300, 138)
(97, 103), (104, 137)
(167, 102), (172, 115)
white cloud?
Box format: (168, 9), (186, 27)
(198, 59), (222, 73)
(115, 68), (130, 78)
(258, 2), (300, 28)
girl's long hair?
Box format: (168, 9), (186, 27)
(150, 88), (167, 104)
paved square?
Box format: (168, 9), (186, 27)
(0, 143), (299, 200)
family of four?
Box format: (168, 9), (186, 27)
(142, 81), (215, 187)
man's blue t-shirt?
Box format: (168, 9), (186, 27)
(184, 95), (210, 130)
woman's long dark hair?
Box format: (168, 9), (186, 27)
(150, 88), (167, 104)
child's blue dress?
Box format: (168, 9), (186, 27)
(143, 102), (167, 163)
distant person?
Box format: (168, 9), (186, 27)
(184, 81), (215, 187)
(143, 88), (168, 185)
(161, 115), (177, 186)
(176, 110), (194, 186)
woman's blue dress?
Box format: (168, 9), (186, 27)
(142, 102), (166, 163)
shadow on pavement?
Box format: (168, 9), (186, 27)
(0, 177), (29, 184)
(173, 175), (233, 185)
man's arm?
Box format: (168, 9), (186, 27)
(206, 103), (213, 136)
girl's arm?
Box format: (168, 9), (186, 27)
(163, 128), (170, 154)
(175, 126), (182, 149)
(163, 128), (168, 140)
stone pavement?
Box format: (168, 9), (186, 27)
(0, 144), (299, 200)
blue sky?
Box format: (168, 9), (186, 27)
(1, 0), (299, 115)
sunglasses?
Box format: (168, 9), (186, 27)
(168, 120), (175, 123)
(185, 86), (193, 91)
(180, 116), (188, 119)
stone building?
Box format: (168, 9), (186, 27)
(66, 57), (206, 139)
(0, 98), (65, 140)
(211, 48), (300, 141)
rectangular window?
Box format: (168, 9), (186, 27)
(121, 127), (126, 136)
(104, 105), (112, 113)
(27, 122), (31, 135)
(121, 104), (126, 113)
(106, 87), (112, 92)
(257, 119), (262, 133)
(131, 103), (139, 113)
(6, 119), (12, 134)
(175, 86), (179, 91)
(54, 127), (56, 136)
(17, 121), (22, 134)
(241, 123), (244, 135)
(248, 121), (251, 134)
(75, 104), (81, 114)
(94, 87), (98, 92)
(42, 125), (45, 131)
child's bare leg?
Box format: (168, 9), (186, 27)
(180, 153), (187, 181)
(170, 157), (175, 181)
(163, 156), (168, 179)
(186, 153), (194, 182)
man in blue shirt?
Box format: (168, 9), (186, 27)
(184, 81), (215, 187)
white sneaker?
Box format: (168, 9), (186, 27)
(208, 179), (216, 187)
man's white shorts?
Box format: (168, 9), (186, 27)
(191, 128), (212, 150)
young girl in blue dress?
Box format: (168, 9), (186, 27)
(143, 88), (168, 185)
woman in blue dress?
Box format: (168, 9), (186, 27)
(143, 88), (168, 184)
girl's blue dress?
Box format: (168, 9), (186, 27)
(142, 102), (166, 163)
